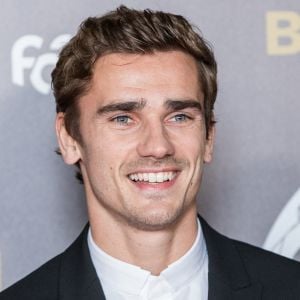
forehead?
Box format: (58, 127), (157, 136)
(81, 51), (202, 109)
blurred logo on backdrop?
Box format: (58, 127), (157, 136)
(266, 11), (300, 55)
(263, 188), (300, 261)
(10, 12), (299, 95)
(11, 34), (71, 94)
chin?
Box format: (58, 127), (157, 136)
(122, 206), (184, 231)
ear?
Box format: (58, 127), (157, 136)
(55, 112), (82, 165)
(204, 124), (215, 163)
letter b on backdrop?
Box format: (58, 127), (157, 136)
(267, 11), (300, 55)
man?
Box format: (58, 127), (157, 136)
(1, 5), (300, 300)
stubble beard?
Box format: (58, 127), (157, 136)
(120, 197), (187, 231)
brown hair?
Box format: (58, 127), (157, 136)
(52, 5), (217, 182)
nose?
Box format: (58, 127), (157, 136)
(137, 121), (175, 159)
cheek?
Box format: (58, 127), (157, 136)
(173, 129), (205, 159)
(84, 135), (134, 177)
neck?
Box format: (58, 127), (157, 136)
(89, 206), (198, 275)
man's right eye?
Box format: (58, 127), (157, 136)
(111, 115), (132, 125)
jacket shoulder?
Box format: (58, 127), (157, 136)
(232, 238), (300, 280)
(0, 224), (92, 300)
(0, 252), (63, 300)
(232, 238), (300, 297)
(200, 216), (300, 298)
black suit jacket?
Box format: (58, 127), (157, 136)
(1, 217), (300, 299)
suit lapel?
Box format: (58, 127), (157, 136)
(58, 224), (106, 300)
(200, 217), (262, 300)
(207, 273), (262, 300)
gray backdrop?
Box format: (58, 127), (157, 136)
(0, 0), (299, 290)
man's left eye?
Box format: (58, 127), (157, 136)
(170, 114), (190, 122)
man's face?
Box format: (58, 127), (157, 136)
(60, 51), (214, 230)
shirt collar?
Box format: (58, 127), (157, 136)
(87, 219), (207, 295)
(160, 219), (207, 292)
(88, 228), (150, 294)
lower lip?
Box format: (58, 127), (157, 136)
(128, 174), (178, 190)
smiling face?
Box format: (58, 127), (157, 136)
(57, 50), (214, 231)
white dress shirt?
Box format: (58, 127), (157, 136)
(87, 220), (208, 300)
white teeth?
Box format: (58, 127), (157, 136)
(129, 172), (177, 183)
(156, 173), (164, 182)
(149, 173), (156, 183)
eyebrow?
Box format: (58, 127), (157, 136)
(164, 99), (202, 112)
(96, 98), (202, 116)
(97, 99), (147, 115)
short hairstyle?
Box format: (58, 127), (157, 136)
(52, 5), (217, 182)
